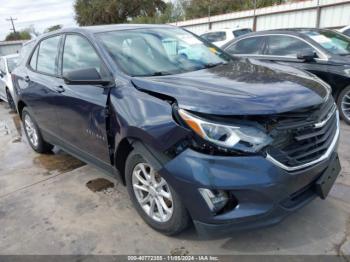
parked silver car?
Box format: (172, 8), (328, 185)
(0, 54), (19, 111)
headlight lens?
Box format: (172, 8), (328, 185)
(178, 109), (272, 153)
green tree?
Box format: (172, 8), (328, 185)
(5, 31), (31, 41)
(45, 24), (63, 33)
(74, 0), (167, 26)
(131, 2), (182, 24)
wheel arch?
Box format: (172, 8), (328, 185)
(114, 137), (172, 185)
(17, 100), (27, 118)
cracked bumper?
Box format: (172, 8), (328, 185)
(159, 144), (340, 237)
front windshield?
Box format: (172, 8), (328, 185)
(7, 57), (18, 73)
(97, 27), (231, 77)
(304, 30), (350, 55)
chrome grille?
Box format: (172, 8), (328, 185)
(266, 101), (339, 171)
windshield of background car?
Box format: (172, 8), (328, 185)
(7, 57), (18, 73)
(97, 27), (231, 76)
(304, 30), (350, 55)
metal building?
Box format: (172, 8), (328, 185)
(172, 0), (350, 35)
(0, 40), (26, 56)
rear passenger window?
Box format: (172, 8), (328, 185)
(63, 34), (106, 76)
(36, 35), (61, 75)
(225, 37), (263, 54)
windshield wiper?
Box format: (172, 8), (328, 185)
(150, 71), (172, 76)
(203, 62), (226, 69)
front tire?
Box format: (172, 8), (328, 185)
(337, 86), (350, 125)
(22, 108), (53, 153)
(125, 148), (190, 235)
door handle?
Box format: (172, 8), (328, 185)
(24, 76), (30, 82)
(55, 85), (65, 93)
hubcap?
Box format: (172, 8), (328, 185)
(341, 91), (350, 122)
(24, 114), (39, 147)
(132, 163), (173, 222)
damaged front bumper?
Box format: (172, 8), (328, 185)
(158, 143), (340, 237)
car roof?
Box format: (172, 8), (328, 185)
(340, 25), (350, 32)
(237, 28), (335, 38)
(36, 24), (176, 40)
(201, 28), (251, 35)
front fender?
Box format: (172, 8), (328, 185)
(109, 84), (190, 154)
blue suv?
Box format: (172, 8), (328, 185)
(12, 25), (341, 236)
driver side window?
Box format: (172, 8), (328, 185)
(63, 34), (107, 77)
(266, 35), (317, 58)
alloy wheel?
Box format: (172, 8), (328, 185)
(132, 163), (173, 223)
(341, 91), (350, 122)
(24, 114), (39, 148)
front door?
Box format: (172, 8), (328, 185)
(55, 34), (111, 165)
(263, 35), (329, 80)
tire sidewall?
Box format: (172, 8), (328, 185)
(22, 108), (47, 152)
(337, 86), (350, 125)
(6, 89), (16, 111)
(125, 149), (189, 235)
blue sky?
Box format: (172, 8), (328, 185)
(0, 0), (77, 40)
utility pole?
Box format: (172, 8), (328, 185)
(315, 0), (321, 28)
(208, 0), (211, 30)
(6, 17), (17, 33)
(253, 0), (257, 31)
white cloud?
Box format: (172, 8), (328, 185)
(0, 0), (77, 40)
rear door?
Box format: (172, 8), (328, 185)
(23, 35), (63, 137)
(224, 36), (265, 58)
(55, 33), (111, 165)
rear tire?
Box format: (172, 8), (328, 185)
(125, 147), (190, 235)
(22, 108), (53, 153)
(337, 86), (350, 125)
(6, 89), (16, 112)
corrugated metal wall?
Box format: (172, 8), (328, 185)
(0, 44), (22, 56)
(172, 0), (350, 35)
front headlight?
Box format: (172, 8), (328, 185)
(178, 109), (272, 153)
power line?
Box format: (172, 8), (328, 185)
(6, 17), (17, 33)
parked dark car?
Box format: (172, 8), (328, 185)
(339, 25), (350, 37)
(222, 28), (350, 125)
(12, 24), (341, 236)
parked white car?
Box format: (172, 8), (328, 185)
(339, 25), (350, 37)
(0, 54), (19, 111)
(200, 28), (252, 47)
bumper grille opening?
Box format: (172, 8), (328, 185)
(267, 100), (337, 169)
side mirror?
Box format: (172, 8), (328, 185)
(0, 71), (3, 78)
(297, 50), (317, 62)
(63, 68), (112, 86)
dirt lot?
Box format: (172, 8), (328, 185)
(0, 101), (349, 256)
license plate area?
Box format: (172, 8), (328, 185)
(315, 153), (341, 199)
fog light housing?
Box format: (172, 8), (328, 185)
(199, 188), (229, 213)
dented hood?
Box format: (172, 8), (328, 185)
(131, 59), (329, 115)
